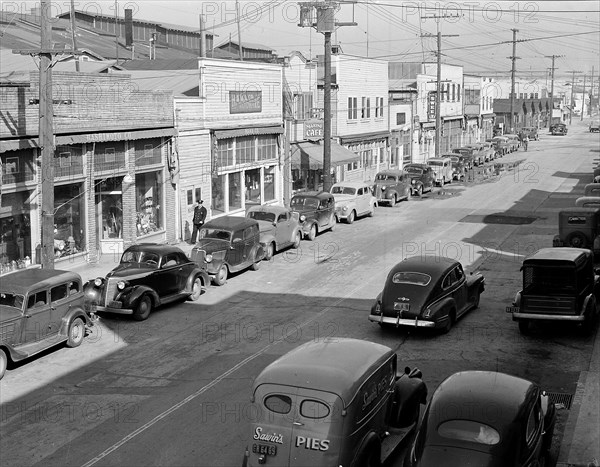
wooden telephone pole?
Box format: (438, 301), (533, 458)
(508, 28), (519, 133)
(545, 55), (563, 129)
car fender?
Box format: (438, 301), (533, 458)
(185, 269), (210, 293)
(394, 373), (428, 415)
(582, 294), (595, 316)
(349, 431), (381, 467)
(59, 308), (93, 336)
(430, 296), (456, 319)
(123, 285), (160, 308)
(250, 244), (265, 262)
(386, 190), (399, 200)
(466, 272), (485, 293)
(83, 280), (102, 304)
(259, 232), (276, 248)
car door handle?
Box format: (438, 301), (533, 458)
(293, 421), (304, 426)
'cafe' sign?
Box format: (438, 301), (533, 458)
(304, 119), (324, 141)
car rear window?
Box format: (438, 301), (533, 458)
(376, 174), (396, 181)
(405, 167), (423, 175)
(438, 420), (500, 445)
(392, 272), (431, 286)
(428, 161), (444, 166)
(0, 293), (25, 310)
(248, 211), (276, 223)
(523, 265), (576, 292)
(291, 197), (319, 209)
(300, 399), (330, 419)
(200, 228), (232, 241)
(331, 186), (356, 195)
(264, 394), (292, 414)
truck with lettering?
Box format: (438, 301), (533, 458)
(241, 338), (427, 467)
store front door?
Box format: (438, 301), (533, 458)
(95, 177), (124, 255)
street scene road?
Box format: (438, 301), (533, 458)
(1, 121), (598, 466)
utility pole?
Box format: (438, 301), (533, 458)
(590, 66), (594, 117)
(298, 1), (356, 192)
(567, 70), (582, 124)
(235, 0), (243, 61)
(509, 28), (519, 133)
(69, 0), (79, 71)
(545, 55), (563, 129)
(199, 14), (206, 57)
(114, 0), (119, 62)
(581, 73), (586, 121)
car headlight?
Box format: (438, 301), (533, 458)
(381, 186), (386, 191)
(94, 277), (103, 287)
(117, 281), (127, 290)
(342, 206), (348, 212)
(422, 307), (432, 318)
(206, 254), (213, 263)
(411, 179), (416, 185)
(300, 215), (306, 222)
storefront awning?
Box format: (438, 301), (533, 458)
(339, 130), (389, 145)
(0, 138), (39, 152)
(214, 125), (284, 140)
(55, 127), (176, 145)
(291, 141), (358, 170)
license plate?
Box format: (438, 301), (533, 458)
(506, 306), (519, 313)
(394, 302), (410, 311)
(108, 300), (123, 309)
(252, 443), (277, 456)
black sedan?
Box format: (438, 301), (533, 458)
(369, 256), (485, 333)
(84, 244), (210, 321)
(404, 371), (556, 467)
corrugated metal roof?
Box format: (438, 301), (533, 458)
(216, 40), (275, 52)
(111, 69), (199, 96)
(0, 50), (120, 76)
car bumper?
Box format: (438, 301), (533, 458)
(506, 307), (585, 321)
(369, 314), (437, 328)
(93, 304), (134, 315)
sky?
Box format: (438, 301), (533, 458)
(9, 1), (600, 85)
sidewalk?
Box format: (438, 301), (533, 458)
(557, 323), (600, 467)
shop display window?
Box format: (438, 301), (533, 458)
(95, 177), (123, 240)
(245, 169), (261, 206)
(229, 172), (242, 211)
(264, 166), (275, 201)
(54, 183), (86, 257)
(212, 174), (226, 215)
(135, 171), (163, 237)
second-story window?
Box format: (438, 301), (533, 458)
(362, 97), (371, 118)
(348, 97), (358, 120)
(294, 92), (313, 120)
(375, 97), (385, 118)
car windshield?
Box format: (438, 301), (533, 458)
(405, 167), (423, 175)
(248, 211), (276, 223)
(392, 272), (432, 286)
(331, 186), (357, 195)
(428, 161), (444, 166)
(523, 265), (576, 292)
(200, 228), (232, 241)
(438, 420), (501, 446)
(291, 197), (319, 209)
(120, 250), (160, 266)
(0, 292), (25, 311)
(376, 174), (397, 181)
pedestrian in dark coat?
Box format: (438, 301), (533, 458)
(190, 200), (207, 243)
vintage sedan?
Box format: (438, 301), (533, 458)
(84, 244), (210, 320)
(551, 123), (567, 135)
(330, 181), (377, 223)
(246, 205), (302, 260)
(552, 207), (600, 255)
(404, 371), (556, 467)
(506, 247), (600, 334)
(191, 216), (264, 286)
(289, 191), (336, 240)
(1, 269), (94, 380)
(489, 136), (510, 156)
(426, 157), (453, 186)
(444, 154), (467, 181)
(590, 121), (600, 133)
(522, 126), (539, 141)
(373, 170), (412, 206)
(369, 256), (485, 333)
(404, 163), (436, 196)
(452, 147), (479, 167)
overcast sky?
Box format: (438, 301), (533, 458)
(13, 1), (600, 84)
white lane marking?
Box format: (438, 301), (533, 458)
(81, 294), (349, 467)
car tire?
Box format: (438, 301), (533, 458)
(65, 317), (85, 347)
(439, 311), (454, 334)
(0, 348), (8, 380)
(213, 264), (228, 286)
(566, 231), (588, 249)
(189, 277), (204, 301)
(518, 319), (530, 335)
(133, 295), (152, 321)
(265, 242), (275, 261)
(389, 196), (396, 207)
(347, 210), (355, 224)
(416, 185), (423, 197)
(292, 231), (301, 249)
(251, 254), (261, 271)
(308, 224), (317, 241)
(367, 204), (375, 217)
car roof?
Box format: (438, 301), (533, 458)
(253, 338), (395, 407)
(426, 371), (538, 437)
(247, 205), (291, 215)
(331, 181), (370, 188)
(524, 247), (592, 266)
(203, 215), (258, 230)
(404, 163), (428, 168)
(292, 191), (333, 200)
(559, 207), (600, 214)
(1, 269), (82, 295)
(390, 255), (458, 276)
(376, 169), (405, 175)
(427, 157), (451, 161)
(124, 243), (185, 256)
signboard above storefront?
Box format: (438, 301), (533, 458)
(229, 90), (262, 114)
(304, 119), (324, 141)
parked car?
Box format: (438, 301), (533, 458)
(479, 141), (496, 161)
(551, 123), (567, 135)
(584, 183), (600, 197)
(504, 134), (521, 152)
(576, 196), (600, 208)
(372, 170), (412, 206)
(330, 181), (377, 223)
(0, 269), (94, 379)
(446, 155), (467, 180)
(241, 338), (427, 467)
(589, 121), (600, 133)
(452, 147), (479, 167)
(426, 157), (453, 186)
(369, 256), (485, 334)
(553, 207), (600, 255)
(521, 126), (539, 141)
(246, 205), (302, 260)
(85, 244), (210, 320)
(289, 191), (336, 240)
(506, 247), (600, 334)
(404, 163), (436, 196)
(190, 217), (264, 286)
(490, 136), (510, 156)
(404, 371), (556, 467)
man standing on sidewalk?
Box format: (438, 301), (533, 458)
(189, 200), (207, 244)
